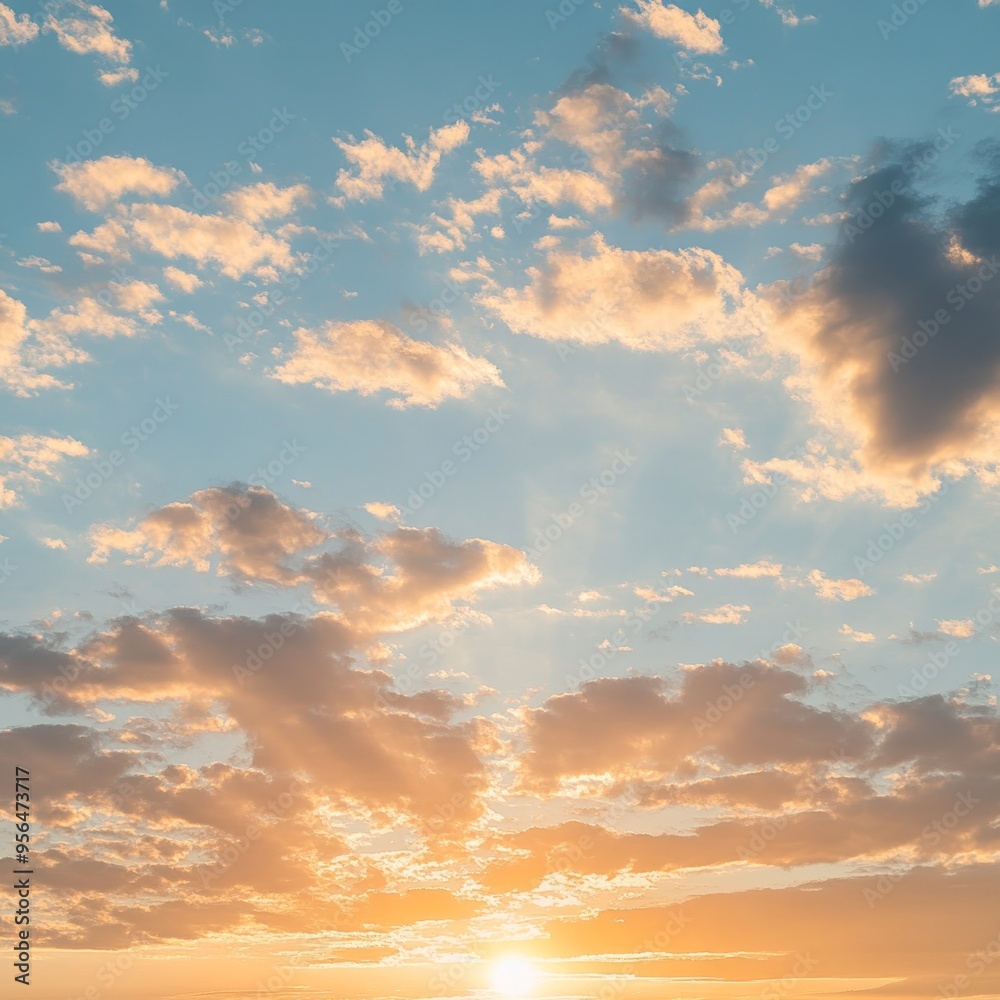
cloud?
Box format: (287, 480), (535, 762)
(71, 203), (296, 279)
(16, 255), (61, 273)
(937, 619), (975, 638)
(334, 122), (470, 201)
(715, 561), (782, 578)
(807, 570), (874, 601)
(43, 1), (136, 84)
(475, 149), (616, 214)
(518, 662), (873, 793)
(0, 433), (88, 507)
(950, 72), (1000, 111)
(269, 320), (504, 408)
(839, 624), (875, 643)
(621, 1), (725, 53)
(762, 148), (1000, 499)
(87, 485), (538, 637)
(0, 290), (77, 395)
(112, 281), (164, 320)
(221, 182), (312, 222)
(0, 3), (37, 45)
(162, 266), (203, 293)
(54, 156), (185, 211)
(682, 603), (751, 624)
(719, 427), (748, 449)
(363, 502), (401, 523)
(481, 233), (754, 350)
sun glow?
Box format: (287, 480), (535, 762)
(491, 956), (540, 997)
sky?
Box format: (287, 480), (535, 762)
(3, 0), (1000, 998)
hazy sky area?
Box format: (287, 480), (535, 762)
(3, 1), (1000, 998)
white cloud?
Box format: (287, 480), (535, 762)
(950, 72), (1000, 110)
(622, 1), (725, 53)
(0, 3), (38, 46)
(839, 624), (875, 643)
(162, 266), (203, 293)
(481, 233), (754, 350)
(54, 156), (185, 211)
(808, 570), (874, 602)
(270, 320), (504, 408)
(334, 122), (470, 201)
(221, 182), (312, 223)
(0, 434), (88, 508)
(43, 1), (136, 85)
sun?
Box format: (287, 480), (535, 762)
(491, 956), (540, 997)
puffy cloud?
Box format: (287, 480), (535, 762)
(622, 1), (725, 53)
(54, 156), (185, 211)
(762, 150), (1000, 498)
(950, 72), (1000, 111)
(43, 1), (136, 84)
(475, 148), (616, 214)
(87, 485), (537, 637)
(518, 663), (873, 792)
(0, 3), (38, 45)
(477, 83), (694, 224)
(715, 561), (782, 578)
(481, 233), (754, 350)
(719, 427), (748, 449)
(839, 624), (876, 643)
(16, 255), (61, 273)
(0, 433), (88, 507)
(162, 266), (203, 293)
(112, 280), (164, 318)
(0, 287), (149, 394)
(70, 202), (296, 278)
(938, 619), (975, 638)
(270, 320), (504, 408)
(413, 188), (504, 254)
(363, 502), (401, 522)
(334, 122), (470, 201)
(221, 182), (312, 222)
(807, 569), (874, 601)
(682, 603), (751, 624)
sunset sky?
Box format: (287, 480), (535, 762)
(4, 1), (1000, 998)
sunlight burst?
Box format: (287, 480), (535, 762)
(491, 956), (540, 997)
